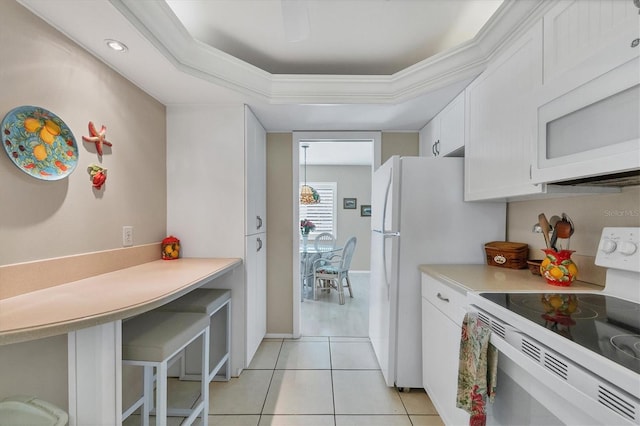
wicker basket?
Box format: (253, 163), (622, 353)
(526, 259), (543, 275)
(484, 241), (529, 269)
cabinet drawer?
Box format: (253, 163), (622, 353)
(421, 273), (467, 325)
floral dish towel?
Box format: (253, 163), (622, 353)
(456, 312), (498, 426)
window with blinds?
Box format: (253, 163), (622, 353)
(299, 182), (337, 240)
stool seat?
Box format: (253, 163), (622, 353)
(162, 289), (230, 316)
(123, 311), (209, 362)
(122, 310), (210, 426)
(158, 289), (232, 383)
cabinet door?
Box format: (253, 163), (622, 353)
(464, 22), (543, 201)
(245, 107), (267, 235)
(543, 0), (640, 92)
(419, 118), (439, 157)
(438, 91), (465, 157)
(245, 233), (266, 366)
(422, 297), (469, 426)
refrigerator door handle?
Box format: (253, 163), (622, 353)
(381, 169), (393, 233)
(382, 232), (398, 300)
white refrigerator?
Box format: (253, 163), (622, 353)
(369, 156), (505, 388)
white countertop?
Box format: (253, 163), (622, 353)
(419, 264), (603, 293)
(0, 258), (242, 345)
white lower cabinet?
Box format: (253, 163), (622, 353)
(421, 273), (470, 426)
(245, 233), (266, 365)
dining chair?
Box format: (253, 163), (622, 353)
(301, 252), (320, 300)
(312, 237), (357, 304)
(314, 232), (336, 253)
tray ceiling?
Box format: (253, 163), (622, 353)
(16, 0), (547, 131)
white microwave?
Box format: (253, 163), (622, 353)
(532, 57), (640, 184)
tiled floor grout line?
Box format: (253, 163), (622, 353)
(328, 337), (337, 426)
(258, 339), (284, 423)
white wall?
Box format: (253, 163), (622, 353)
(0, 1), (167, 267)
(166, 105), (245, 258)
(0, 0), (166, 409)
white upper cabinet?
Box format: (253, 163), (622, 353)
(532, 0), (640, 183)
(419, 117), (439, 157)
(438, 91), (465, 158)
(419, 91), (465, 158)
(464, 22), (543, 201)
(542, 0), (640, 94)
(245, 106), (267, 236)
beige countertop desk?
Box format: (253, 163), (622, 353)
(1, 257), (242, 425)
(420, 264), (603, 293)
(0, 257), (242, 346)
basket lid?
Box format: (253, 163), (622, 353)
(485, 241), (528, 250)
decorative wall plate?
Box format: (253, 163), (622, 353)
(1, 105), (78, 180)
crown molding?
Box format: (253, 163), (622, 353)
(110, 0), (549, 105)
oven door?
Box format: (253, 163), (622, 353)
(471, 306), (640, 426)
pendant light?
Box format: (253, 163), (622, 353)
(300, 144), (320, 205)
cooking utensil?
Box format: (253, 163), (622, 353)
(549, 224), (559, 251)
(555, 216), (572, 239)
(559, 213), (575, 249)
(538, 213), (551, 249)
(549, 215), (561, 229)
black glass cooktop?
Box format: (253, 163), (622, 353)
(480, 292), (640, 375)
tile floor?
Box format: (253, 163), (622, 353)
(125, 272), (445, 425)
(125, 337), (444, 426)
(300, 272), (369, 337)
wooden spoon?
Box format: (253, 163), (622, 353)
(538, 213), (551, 249)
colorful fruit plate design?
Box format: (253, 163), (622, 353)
(1, 105), (78, 180)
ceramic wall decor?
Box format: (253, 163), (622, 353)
(1, 105), (78, 180)
(87, 164), (107, 190)
(82, 121), (112, 157)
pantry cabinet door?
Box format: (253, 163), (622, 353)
(245, 233), (266, 366)
(464, 22), (544, 201)
(245, 106), (267, 236)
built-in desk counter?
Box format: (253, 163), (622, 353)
(0, 257), (241, 426)
(0, 258), (242, 346)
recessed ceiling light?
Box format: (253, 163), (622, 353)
(105, 39), (128, 53)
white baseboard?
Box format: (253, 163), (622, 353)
(264, 333), (294, 339)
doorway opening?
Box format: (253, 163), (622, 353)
(292, 132), (382, 338)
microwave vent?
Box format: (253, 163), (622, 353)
(553, 170), (640, 187)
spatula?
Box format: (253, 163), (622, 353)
(538, 213), (551, 249)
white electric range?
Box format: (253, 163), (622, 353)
(468, 227), (640, 426)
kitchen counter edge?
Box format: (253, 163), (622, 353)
(0, 257), (242, 346)
(419, 264), (603, 293)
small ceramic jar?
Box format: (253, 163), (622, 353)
(161, 235), (180, 260)
(540, 249), (578, 286)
